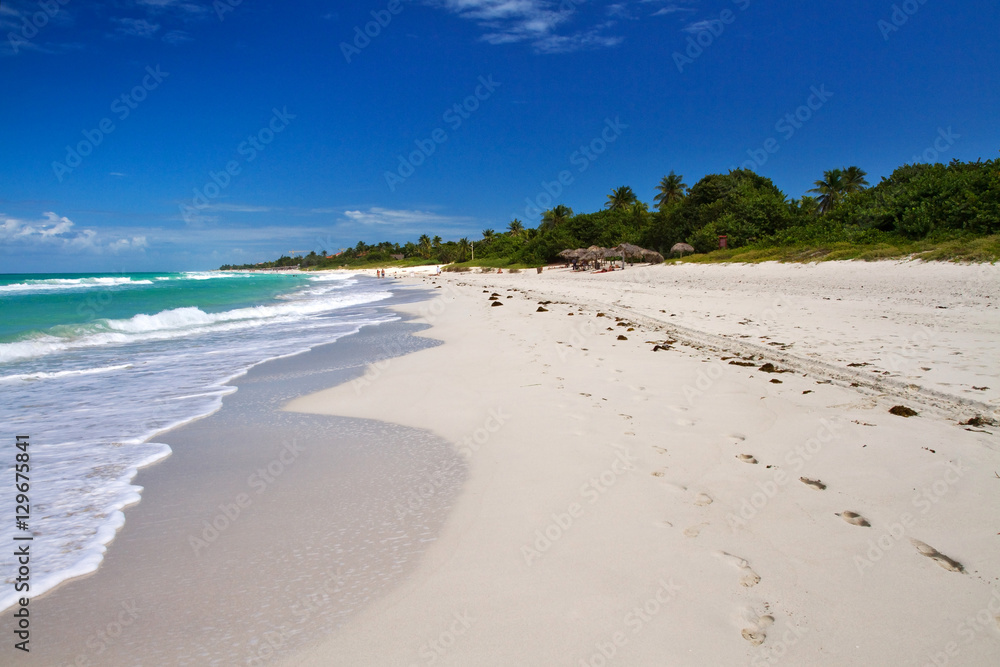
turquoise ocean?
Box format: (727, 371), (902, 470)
(0, 271), (394, 610)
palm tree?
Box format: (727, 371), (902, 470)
(654, 171), (687, 210)
(432, 235), (442, 250)
(481, 228), (495, 243)
(508, 219), (524, 236)
(808, 169), (845, 213)
(796, 196), (821, 217)
(418, 234), (432, 258)
(606, 186), (638, 211)
(842, 166), (869, 195)
(457, 237), (471, 262)
(541, 205), (573, 229)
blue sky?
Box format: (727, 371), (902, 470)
(1, 0), (998, 272)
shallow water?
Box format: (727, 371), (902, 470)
(20, 304), (467, 666)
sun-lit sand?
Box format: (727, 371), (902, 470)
(286, 260), (1000, 665)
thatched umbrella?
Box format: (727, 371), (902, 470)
(670, 243), (695, 257)
(641, 250), (665, 264)
(557, 249), (578, 259)
(615, 243), (645, 259)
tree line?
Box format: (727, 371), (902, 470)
(221, 156), (999, 270)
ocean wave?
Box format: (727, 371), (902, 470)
(0, 277), (154, 294)
(0, 289), (391, 363)
(0, 363), (133, 383)
(179, 271), (255, 280)
(0, 273), (401, 615)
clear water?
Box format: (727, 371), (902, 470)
(0, 271), (395, 610)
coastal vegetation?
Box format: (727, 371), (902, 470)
(219, 157), (1000, 270)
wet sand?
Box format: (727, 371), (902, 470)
(20, 297), (466, 666)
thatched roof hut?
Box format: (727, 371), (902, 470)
(614, 243), (645, 259)
(641, 250), (665, 263)
(670, 243), (695, 257)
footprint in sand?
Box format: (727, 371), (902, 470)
(911, 539), (965, 573)
(837, 511), (871, 527)
(694, 493), (714, 506)
(741, 613), (775, 646)
(738, 454), (759, 465)
(718, 552), (761, 587)
(676, 418), (696, 427)
(684, 523), (708, 537)
(799, 477), (827, 490)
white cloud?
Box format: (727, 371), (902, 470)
(133, 0), (208, 16)
(341, 207), (476, 229)
(162, 29), (194, 45)
(201, 203), (274, 213)
(0, 212), (147, 254)
(111, 17), (161, 38)
(641, 0), (699, 17)
(684, 18), (722, 33)
(430, 0), (623, 53)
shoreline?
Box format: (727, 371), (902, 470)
(285, 261), (1000, 665)
(13, 287), (471, 666)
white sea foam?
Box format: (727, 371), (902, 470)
(0, 277), (154, 293)
(0, 363), (133, 383)
(0, 288), (390, 363)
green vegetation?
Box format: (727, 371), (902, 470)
(220, 157), (1000, 271)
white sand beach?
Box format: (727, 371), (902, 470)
(286, 260), (1000, 666)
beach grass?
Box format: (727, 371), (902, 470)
(668, 234), (1000, 264)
